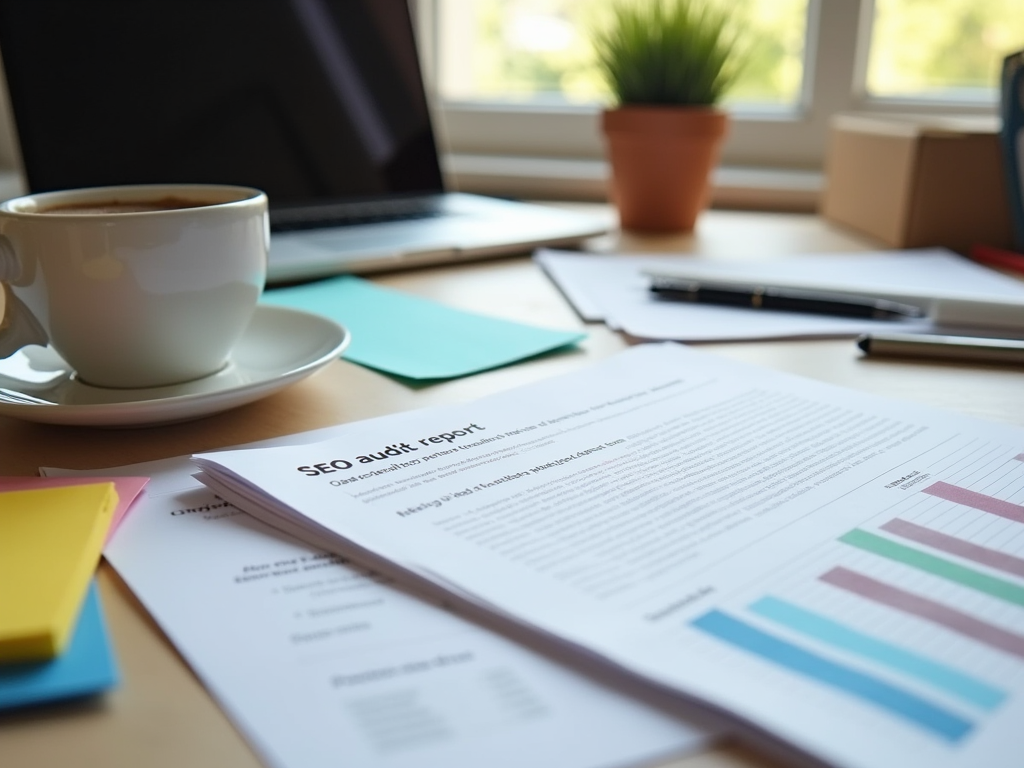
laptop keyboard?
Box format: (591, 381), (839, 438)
(270, 197), (445, 231)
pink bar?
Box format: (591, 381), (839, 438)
(821, 567), (1024, 660)
(882, 518), (1024, 578)
(1015, 454), (1024, 463)
(923, 481), (1024, 524)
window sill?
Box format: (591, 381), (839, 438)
(0, 160), (825, 215)
(443, 153), (823, 213)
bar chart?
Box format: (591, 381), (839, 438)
(692, 451), (1024, 745)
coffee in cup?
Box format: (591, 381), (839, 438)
(0, 184), (268, 389)
(37, 196), (224, 215)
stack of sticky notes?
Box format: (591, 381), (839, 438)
(0, 482), (123, 709)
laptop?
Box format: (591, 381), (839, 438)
(0, 0), (607, 284)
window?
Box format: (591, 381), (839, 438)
(865, 0), (1023, 102)
(418, 0), (1019, 204)
(436, 0), (807, 110)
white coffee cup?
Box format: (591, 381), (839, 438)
(0, 184), (268, 389)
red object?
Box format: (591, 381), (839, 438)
(969, 244), (1024, 275)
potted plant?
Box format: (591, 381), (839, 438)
(593, 0), (744, 232)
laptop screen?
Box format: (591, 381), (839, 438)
(0, 0), (444, 211)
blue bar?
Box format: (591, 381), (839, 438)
(750, 596), (1005, 711)
(691, 610), (975, 742)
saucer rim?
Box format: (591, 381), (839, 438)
(0, 305), (349, 427)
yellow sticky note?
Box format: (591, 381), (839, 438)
(0, 483), (118, 662)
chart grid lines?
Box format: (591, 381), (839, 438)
(923, 482), (1024, 524)
(691, 610), (975, 741)
(839, 529), (1024, 606)
(881, 518), (1024, 579)
(749, 596), (1006, 710)
(820, 567), (1024, 660)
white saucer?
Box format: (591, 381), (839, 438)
(0, 305), (350, 427)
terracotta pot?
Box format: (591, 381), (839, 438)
(601, 106), (728, 233)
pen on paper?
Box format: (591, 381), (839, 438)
(857, 332), (1024, 365)
(649, 277), (924, 320)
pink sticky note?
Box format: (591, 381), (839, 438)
(0, 476), (149, 544)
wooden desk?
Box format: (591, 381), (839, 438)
(3, 211), (1023, 768)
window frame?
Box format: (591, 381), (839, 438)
(417, 0), (999, 188)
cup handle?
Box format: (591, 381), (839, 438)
(0, 236), (50, 358)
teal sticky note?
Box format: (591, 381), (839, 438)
(262, 276), (585, 380)
(0, 581), (118, 710)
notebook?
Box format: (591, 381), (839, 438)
(0, 0), (607, 284)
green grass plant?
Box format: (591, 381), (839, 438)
(593, 0), (744, 106)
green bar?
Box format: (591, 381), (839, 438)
(840, 530), (1024, 607)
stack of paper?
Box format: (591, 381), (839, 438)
(51, 456), (710, 768)
(192, 343), (1024, 768)
(535, 248), (1024, 341)
(0, 480), (138, 709)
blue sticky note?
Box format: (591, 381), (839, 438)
(262, 276), (586, 380)
(0, 581), (118, 710)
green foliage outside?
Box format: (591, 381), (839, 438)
(868, 0), (1024, 97)
(438, 0), (1024, 108)
(440, 0), (803, 106)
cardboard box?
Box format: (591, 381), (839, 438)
(821, 114), (1014, 253)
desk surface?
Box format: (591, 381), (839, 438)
(3, 210), (1023, 768)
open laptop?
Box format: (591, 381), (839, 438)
(0, 0), (607, 284)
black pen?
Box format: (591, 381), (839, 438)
(649, 276), (925, 320)
(857, 332), (1024, 365)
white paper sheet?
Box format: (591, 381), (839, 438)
(195, 344), (1024, 768)
(47, 448), (709, 768)
(535, 248), (1024, 340)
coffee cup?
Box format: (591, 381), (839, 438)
(0, 184), (268, 389)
